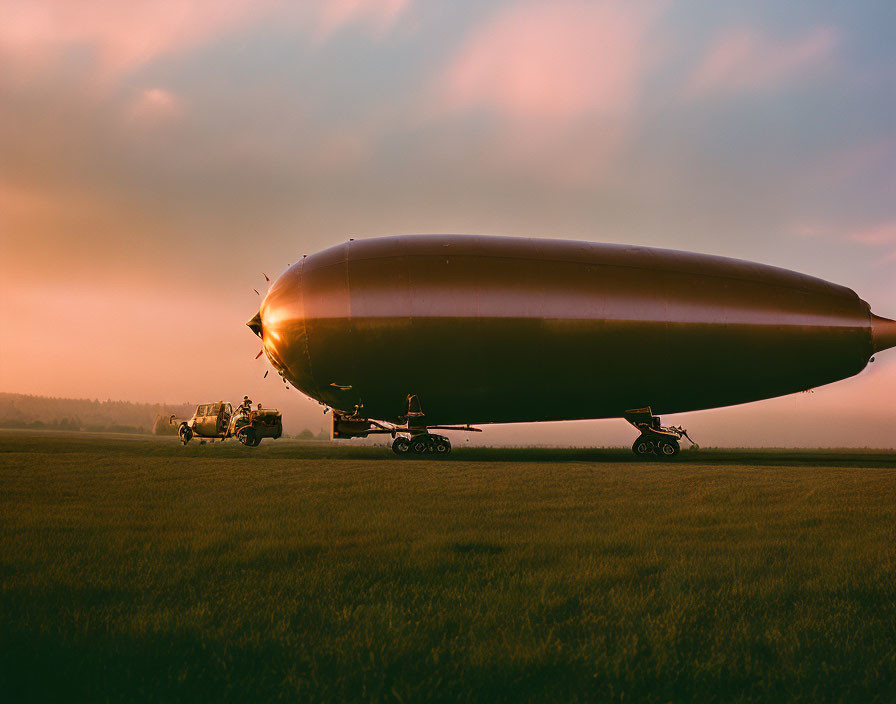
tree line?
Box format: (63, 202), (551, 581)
(0, 393), (331, 440)
(0, 393), (194, 435)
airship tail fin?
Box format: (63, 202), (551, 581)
(871, 313), (896, 353)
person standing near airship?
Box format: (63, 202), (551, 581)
(237, 396), (253, 417)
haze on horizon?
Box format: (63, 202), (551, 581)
(1, 0), (894, 447)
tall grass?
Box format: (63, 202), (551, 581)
(1, 432), (894, 702)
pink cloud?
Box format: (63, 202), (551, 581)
(0, 0), (413, 78)
(428, 1), (663, 184)
(850, 221), (896, 246)
(437, 1), (662, 125)
(787, 219), (896, 250)
(786, 218), (896, 270)
(0, 1), (260, 77)
(686, 26), (838, 98)
(126, 88), (182, 123)
(314, 0), (412, 40)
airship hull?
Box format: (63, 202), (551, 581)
(257, 235), (877, 426)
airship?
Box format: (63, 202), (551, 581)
(247, 235), (895, 457)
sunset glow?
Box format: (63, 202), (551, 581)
(1, 0), (893, 445)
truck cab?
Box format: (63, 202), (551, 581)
(178, 402), (232, 442)
(174, 401), (281, 446)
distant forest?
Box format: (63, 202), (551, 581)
(0, 393), (330, 440)
(0, 393), (194, 435)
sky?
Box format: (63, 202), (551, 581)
(1, 0), (894, 446)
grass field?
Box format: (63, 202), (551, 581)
(2, 431), (895, 702)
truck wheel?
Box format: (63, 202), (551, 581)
(392, 437), (411, 455)
(411, 436), (430, 454)
(179, 425), (193, 445)
(433, 438), (451, 454)
(238, 427), (257, 446)
(659, 439), (680, 457)
(632, 436), (653, 457)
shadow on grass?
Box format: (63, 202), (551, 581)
(2, 430), (895, 467)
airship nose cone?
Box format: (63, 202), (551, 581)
(871, 313), (896, 353)
(247, 311), (263, 338)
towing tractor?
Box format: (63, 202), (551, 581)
(624, 407), (697, 458)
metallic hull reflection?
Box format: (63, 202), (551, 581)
(256, 235), (882, 426)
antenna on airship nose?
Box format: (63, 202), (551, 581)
(253, 274), (272, 297)
(248, 274), (271, 364)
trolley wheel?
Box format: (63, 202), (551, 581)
(392, 436), (411, 455)
(238, 427), (257, 446)
(433, 437), (451, 454)
(659, 439), (680, 457)
(179, 425), (193, 445)
(411, 436), (430, 454)
(632, 436), (654, 457)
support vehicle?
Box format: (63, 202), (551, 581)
(172, 402), (282, 447)
(624, 407), (697, 458)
